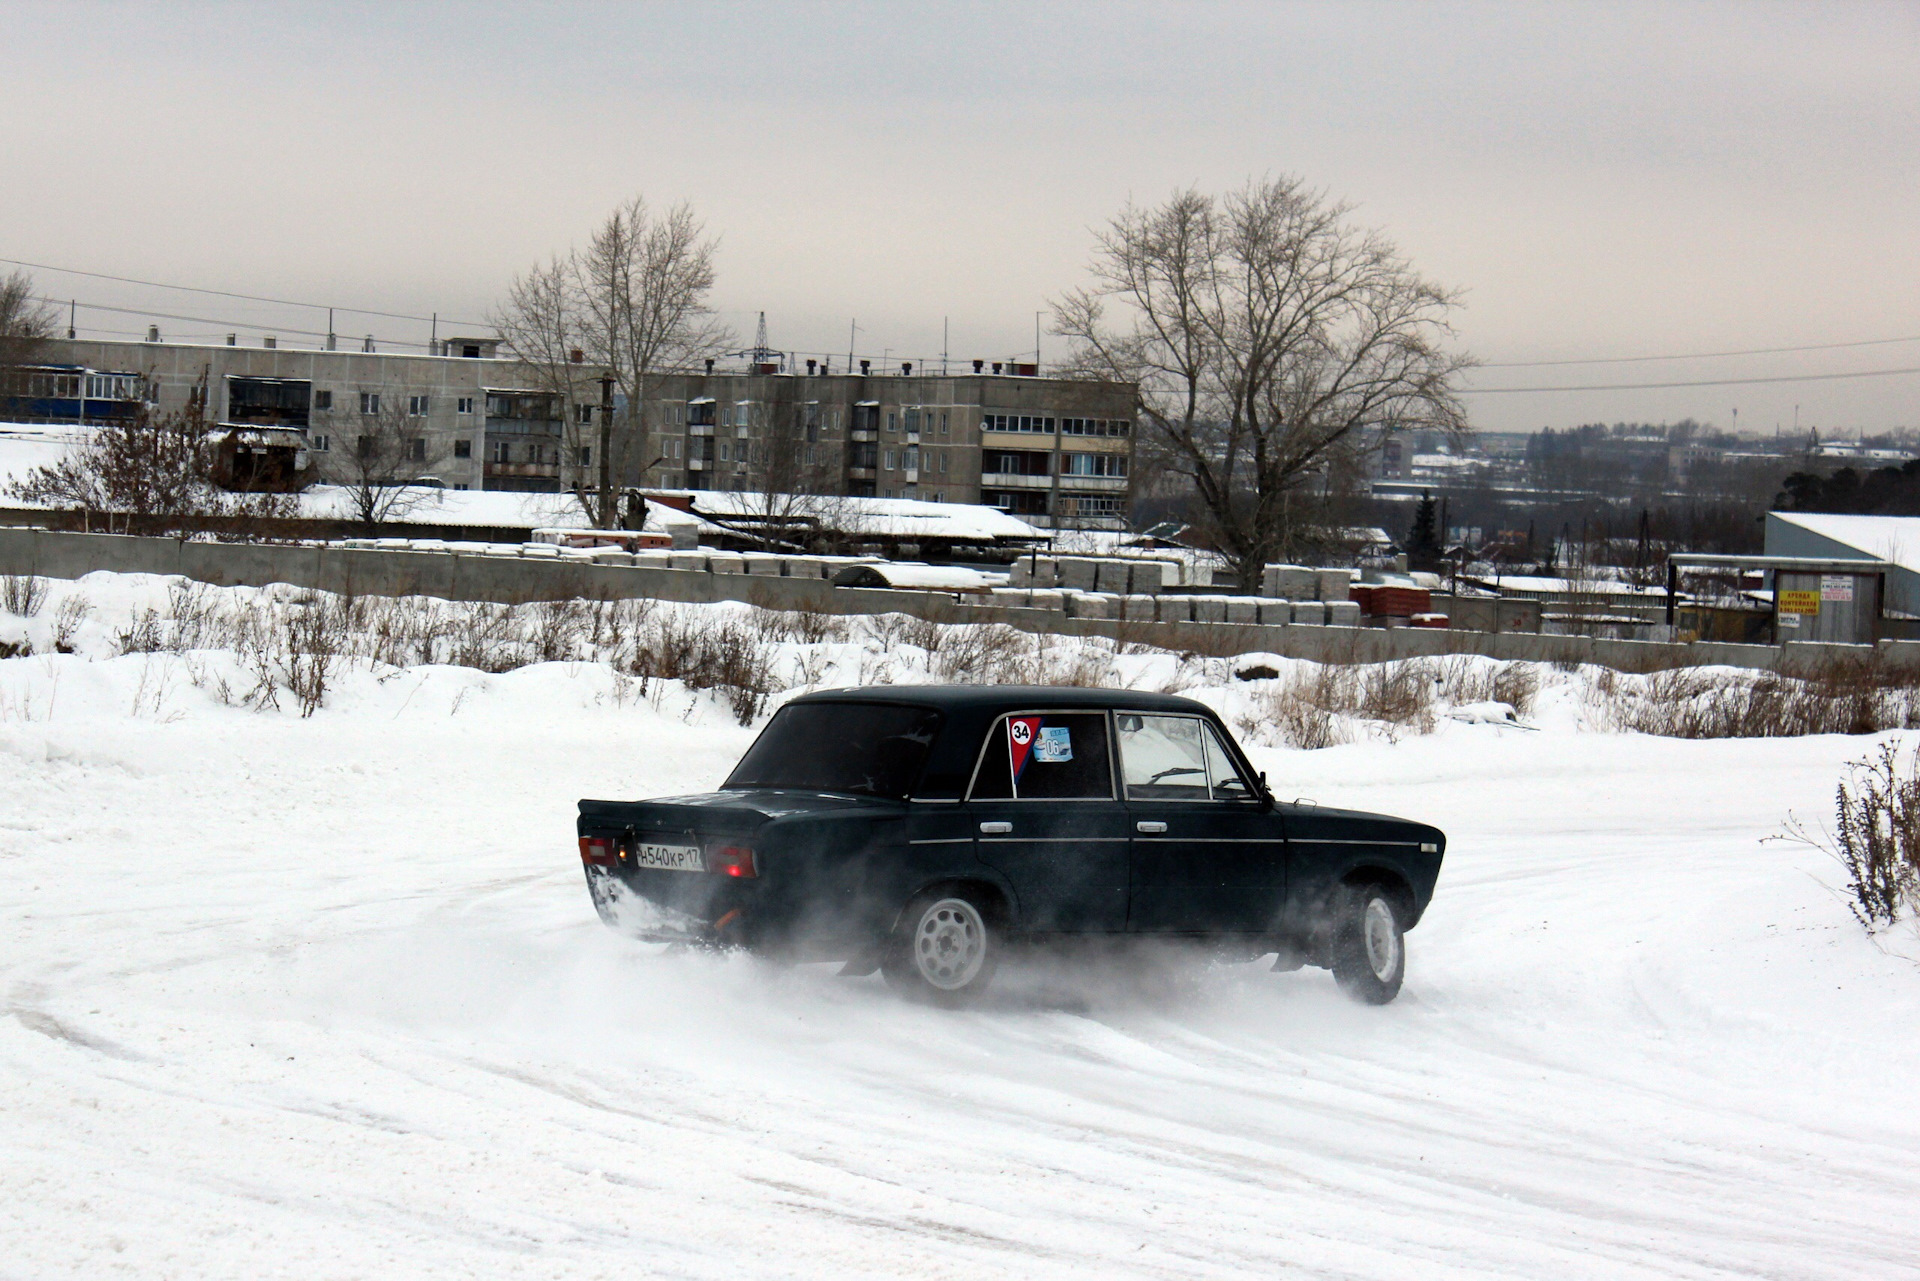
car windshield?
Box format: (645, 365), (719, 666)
(723, 702), (943, 799)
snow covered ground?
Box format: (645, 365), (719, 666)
(3, 574), (1920, 1278)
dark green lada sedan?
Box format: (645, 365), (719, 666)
(578, 685), (1444, 1005)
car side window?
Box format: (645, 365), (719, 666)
(969, 712), (1113, 800)
(1117, 714), (1211, 800)
(1202, 722), (1255, 801)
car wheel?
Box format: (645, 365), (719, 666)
(882, 893), (999, 1006)
(1331, 885), (1405, 1005)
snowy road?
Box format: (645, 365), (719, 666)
(4, 652), (1920, 1278)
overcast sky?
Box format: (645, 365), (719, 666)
(4, 1), (1915, 435)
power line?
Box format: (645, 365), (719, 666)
(1464, 366), (1920, 394)
(1, 256), (489, 329)
(1479, 332), (1920, 368)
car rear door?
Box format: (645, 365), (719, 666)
(1118, 713), (1287, 935)
(966, 710), (1131, 934)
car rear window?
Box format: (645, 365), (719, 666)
(723, 702), (943, 799)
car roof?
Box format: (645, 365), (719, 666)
(785, 684), (1215, 716)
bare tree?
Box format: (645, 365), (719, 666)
(315, 393), (450, 528)
(1053, 177), (1473, 589)
(1, 270), (60, 404)
(491, 196), (732, 528)
(734, 398), (853, 550)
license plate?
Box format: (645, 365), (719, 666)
(632, 842), (705, 873)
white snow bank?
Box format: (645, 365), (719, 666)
(1, 572), (1918, 1276)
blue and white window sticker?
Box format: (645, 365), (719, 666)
(1034, 724), (1074, 763)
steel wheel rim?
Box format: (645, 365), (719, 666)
(1363, 897), (1399, 980)
(913, 898), (986, 990)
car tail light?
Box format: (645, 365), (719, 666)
(705, 844), (757, 878)
(579, 836), (617, 866)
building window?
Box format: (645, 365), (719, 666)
(883, 449), (896, 471)
(457, 396), (474, 415)
(491, 441), (510, 463)
(667, 438), (682, 459)
(688, 399), (716, 427)
(360, 392), (380, 415)
(311, 434), (330, 452)
(905, 408), (920, 433)
(406, 438), (426, 462)
(454, 483), (469, 490)
(940, 411), (949, 434)
(313, 390), (333, 411)
(578, 447), (592, 467)
(731, 401), (752, 428)
(357, 435), (374, 458)
(453, 439), (471, 459)
(904, 445), (919, 472)
(577, 404), (594, 424)
(408, 395), (429, 416)
(1064, 453), (1128, 477)
(719, 441), (731, 462)
(939, 453), (948, 474)
(930, 490), (943, 502)
(887, 412), (897, 432)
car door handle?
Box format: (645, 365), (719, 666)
(979, 821), (1012, 834)
(1135, 821), (1167, 834)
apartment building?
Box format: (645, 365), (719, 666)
(13, 339), (1139, 525)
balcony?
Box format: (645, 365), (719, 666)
(847, 466), (877, 481)
(978, 471), (1055, 490)
(484, 461), (560, 479)
(1057, 474), (1130, 492)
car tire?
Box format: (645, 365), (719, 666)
(1330, 884), (1406, 1005)
(881, 892), (999, 1006)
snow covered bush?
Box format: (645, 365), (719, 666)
(1784, 743), (1920, 934)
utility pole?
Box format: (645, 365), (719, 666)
(66, 300), (75, 340)
(942, 316), (948, 376)
(1034, 311), (1043, 372)
(598, 373), (616, 530)
(848, 319), (858, 372)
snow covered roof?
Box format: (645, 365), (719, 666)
(652, 490), (1044, 543)
(294, 485), (594, 529)
(830, 562), (997, 592)
(1767, 511), (1920, 576)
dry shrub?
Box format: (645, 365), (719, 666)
(628, 607), (776, 725)
(116, 608), (166, 655)
(1492, 663), (1539, 716)
(1784, 743), (1920, 932)
(52, 595), (90, 653)
(1607, 659), (1920, 739)
(276, 595), (345, 717)
(2, 574), (48, 617)
(762, 605), (847, 645)
(932, 623), (1031, 683)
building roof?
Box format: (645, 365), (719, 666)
(1767, 511), (1920, 575)
(654, 490), (1045, 543)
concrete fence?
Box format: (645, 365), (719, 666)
(5, 526), (1917, 676)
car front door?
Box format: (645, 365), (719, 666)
(1119, 713), (1287, 935)
(966, 710), (1131, 934)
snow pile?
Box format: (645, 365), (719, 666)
(2, 571), (1919, 1276)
